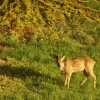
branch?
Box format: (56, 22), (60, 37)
(39, 0), (100, 22)
(39, 0), (71, 16)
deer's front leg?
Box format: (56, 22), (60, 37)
(67, 73), (72, 89)
(64, 75), (68, 86)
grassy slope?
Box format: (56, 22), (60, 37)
(0, 35), (100, 100)
(0, 0), (100, 99)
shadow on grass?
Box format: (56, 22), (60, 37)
(0, 65), (63, 92)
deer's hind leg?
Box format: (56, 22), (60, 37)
(81, 70), (89, 86)
(88, 70), (96, 88)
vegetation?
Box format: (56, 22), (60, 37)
(0, 0), (100, 100)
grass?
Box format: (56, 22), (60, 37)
(0, 35), (100, 100)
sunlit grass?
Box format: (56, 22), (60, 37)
(0, 35), (100, 100)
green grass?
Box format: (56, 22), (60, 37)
(0, 35), (100, 100)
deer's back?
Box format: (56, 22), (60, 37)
(65, 56), (95, 73)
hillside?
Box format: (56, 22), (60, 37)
(0, 0), (100, 44)
(0, 0), (100, 100)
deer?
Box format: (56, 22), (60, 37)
(56, 55), (96, 89)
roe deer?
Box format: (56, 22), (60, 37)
(56, 55), (96, 89)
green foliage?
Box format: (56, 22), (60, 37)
(0, 0), (100, 100)
(0, 0), (100, 45)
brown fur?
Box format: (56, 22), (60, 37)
(56, 55), (96, 89)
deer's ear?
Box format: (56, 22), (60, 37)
(61, 56), (65, 61)
(57, 54), (61, 59)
